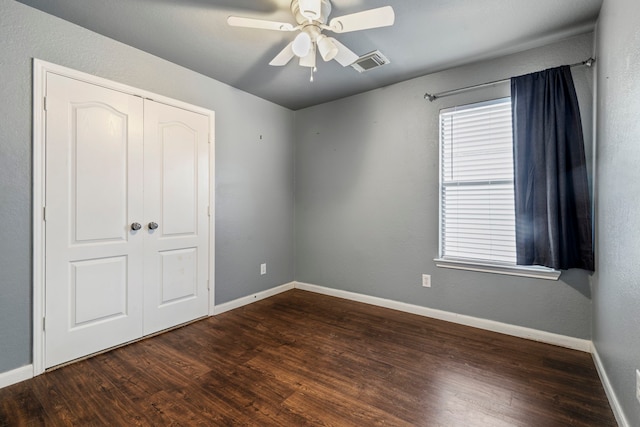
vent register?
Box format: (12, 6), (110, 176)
(351, 50), (390, 72)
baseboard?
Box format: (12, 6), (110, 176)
(0, 364), (33, 389)
(592, 345), (630, 427)
(213, 282), (296, 315)
(294, 282), (592, 353)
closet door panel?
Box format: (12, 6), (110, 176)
(143, 100), (210, 335)
(44, 73), (144, 368)
(160, 123), (198, 236)
(73, 104), (129, 242)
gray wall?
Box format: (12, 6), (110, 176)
(0, 0), (294, 374)
(295, 33), (595, 339)
(593, 0), (640, 425)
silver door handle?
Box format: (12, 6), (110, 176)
(148, 222), (159, 230)
(131, 222), (142, 231)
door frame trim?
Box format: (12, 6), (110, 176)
(32, 59), (216, 375)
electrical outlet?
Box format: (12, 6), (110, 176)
(422, 274), (431, 288)
(636, 369), (640, 404)
(260, 263), (266, 275)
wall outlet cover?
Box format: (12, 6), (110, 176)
(260, 263), (266, 275)
(422, 274), (431, 288)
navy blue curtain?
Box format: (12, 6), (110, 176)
(511, 65), (594, 271)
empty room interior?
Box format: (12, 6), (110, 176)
(0, 0), (639, 425)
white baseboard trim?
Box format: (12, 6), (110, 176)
(592, 345), (630, 427)
(213, 282), (296, 315)
(294, 282), (592, 353)
(0, 364), (33, 389)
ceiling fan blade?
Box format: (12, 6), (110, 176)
(227, 16), (295, 31)
(269, 42), (296, 66)
(329, 6), (395, 33)
(330, 38), (359, 67)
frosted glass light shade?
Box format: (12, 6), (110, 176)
(317, 35), (338, 61)
(292, 32), (312, 57)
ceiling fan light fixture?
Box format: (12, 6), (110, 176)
(228, 1), (395, 76)
(317, 35), (338, 61)
(292, 32), (312, 57)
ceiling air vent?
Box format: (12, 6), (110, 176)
(350, 50), (390, 73)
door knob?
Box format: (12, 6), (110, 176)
(131, 222), (142, 231)
(148, 222), (159, 230)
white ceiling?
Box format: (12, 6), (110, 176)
(16, 0), (603, 110)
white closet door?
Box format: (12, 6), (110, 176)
(44, 73), (145, 368)
(142, 100), (210, 335)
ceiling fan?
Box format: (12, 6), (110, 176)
(227, 0), (395, 80)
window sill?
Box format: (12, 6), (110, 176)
(434, 258), (561, 281)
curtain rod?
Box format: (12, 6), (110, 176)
(423, 57), (595, 102)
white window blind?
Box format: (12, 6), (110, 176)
(439, 98), (516, 264)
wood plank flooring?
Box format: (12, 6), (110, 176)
(0, 289), (616, 426)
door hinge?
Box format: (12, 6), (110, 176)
(208, 133), (212, 144)
(43, 97), (47, 111)
(43, 206), (47, 221)
(207, 206), (211, 217)
(207, 280), (210, 290)
(42, 317), (46, 331)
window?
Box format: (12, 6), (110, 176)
(438, 98), (517, 265)
(435, 97), (560, 280)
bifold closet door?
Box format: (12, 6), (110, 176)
(44, 73), (145, 368)
(142, 100), (210, 335)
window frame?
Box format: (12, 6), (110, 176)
(435, 97), (560, 280)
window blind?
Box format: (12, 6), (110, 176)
(439, 98), (516, 264)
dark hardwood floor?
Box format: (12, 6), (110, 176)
(0, 289), (616, 426)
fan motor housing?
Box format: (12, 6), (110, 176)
(291, 0), (332, 24)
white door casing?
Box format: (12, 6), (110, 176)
(44, 73), (145, 368)
(143, 100), (210, 335)
(39, 65), (214, 370)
